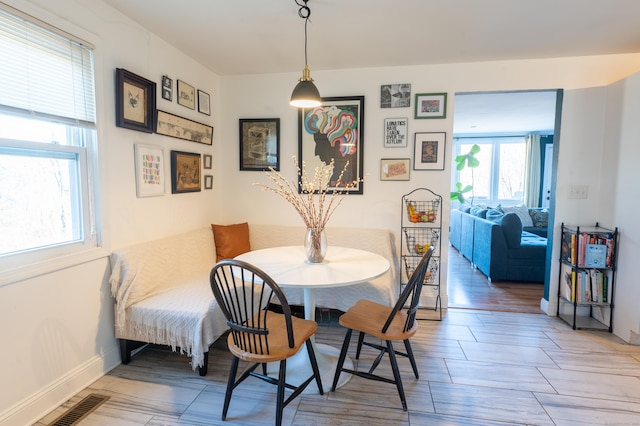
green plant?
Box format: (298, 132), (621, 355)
(450, 144), (480, 204)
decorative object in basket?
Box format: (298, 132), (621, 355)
(255, 156), (363, 263)
(406, 198), (440, 223)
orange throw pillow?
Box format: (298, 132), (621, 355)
(211, 222), (251, 261)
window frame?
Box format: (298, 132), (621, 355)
(0, 4), (104, 286)
(453, 136), (527, 206)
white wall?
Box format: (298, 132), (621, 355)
(217, 57), (640, 328)
(2, 0), (640, 424)
(546, 73), (640, 342)
(0, 1), (220, 425)
(609, 73), (640, 343)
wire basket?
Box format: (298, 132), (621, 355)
(403, 228), (440, 255)
(403, 255), (439, 286)
(406, 199), (440, 223)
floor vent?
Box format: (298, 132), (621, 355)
(48, 394), (110, 426)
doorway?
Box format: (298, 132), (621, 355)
(448, 90), (561, 311)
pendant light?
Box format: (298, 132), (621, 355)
(290, 0), (321, 108)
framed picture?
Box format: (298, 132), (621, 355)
(156, 110), (213, 145)
(384, 118), (408, 148)
(414, 132), (446, 170)
(134, 144), (165, 197)
(380, 158), (410, 181)
(197, 90), (210, 115)
(204, 175), (213, 190)
(161, 75), (172, 101)
(115, 68), (156, 133)
(239, 118), (280, 171)
(298, 96), (365, 194)
(414, 92), (447, 119)
(170, 150), (201, 193)
(380, 83), (411, 108)
(203, 154), (212, 169)
(177, 79), (195, 109)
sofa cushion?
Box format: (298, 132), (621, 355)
(470, 207), (488, 218)
(529, 208), (549, 228)
(211, 222), (251, 261)
(498, 203), (534, 227)
(501, 212), (523, 248)
(485, 208), (504, 223)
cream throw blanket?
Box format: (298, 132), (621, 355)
(109, 229), (224, 369)
(109, 225), (398, 369)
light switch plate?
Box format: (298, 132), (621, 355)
(568, 185), (588, 199)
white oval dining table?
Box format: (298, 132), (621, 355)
(235, 245), (390, 392)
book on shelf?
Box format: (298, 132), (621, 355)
(560, 263), (575, 302)
(584, 243), (607, 268)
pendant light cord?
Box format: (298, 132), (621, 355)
(295, 0), (311, 67)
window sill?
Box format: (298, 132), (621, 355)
(0, 247), (110, 288)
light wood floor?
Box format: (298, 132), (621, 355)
(36, 249), (640, 425)
(447, 245), (545, 314)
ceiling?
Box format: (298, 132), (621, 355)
(103, 0), (639, 134)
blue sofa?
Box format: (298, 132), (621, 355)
(450, 207), (548, 282)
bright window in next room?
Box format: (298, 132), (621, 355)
(0, 4), (99, 271)
(453, 137), (526, 206)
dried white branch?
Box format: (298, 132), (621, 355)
(254, 156), (363, 229)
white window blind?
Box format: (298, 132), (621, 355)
(0, 4), (99, 278)
(0, 5), (95, 127)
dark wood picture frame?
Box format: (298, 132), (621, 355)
(170, 150), (201, 193)
(239, 118), (280, 171)
(298, 96), (365, 194)
(115, 68), (156, 133)
(156, 110), (213, 145)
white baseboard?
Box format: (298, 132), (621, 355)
(0, 347), (120, 426)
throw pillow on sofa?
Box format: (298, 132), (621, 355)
(497, 203), (534, 227)
(529, 208), (549, 228)
(485, 208), (504, 222)
(470, 206), (488, 218)
(211, 222), (251, 261)
(501, 212), (523, 248)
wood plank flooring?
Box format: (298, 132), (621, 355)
(36, 309), (640, 425)
(447, 245), (545, 314)
(35, 247), (640, 425)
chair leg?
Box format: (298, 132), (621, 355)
(306, 339), (324, 394)
(331, 328), (353, 392)
(386, 340), (408, 411)
(198, 351), (209, 376)
(276, 359), (287, 426)
(355, 331), (365, 359)
(222, 356), (239, 420)
(403, 339), (419, 379)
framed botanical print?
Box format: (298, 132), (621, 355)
(115, 68), (156, 133)
(414, 132), (446, 170)
(298, 96), (365, 194)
